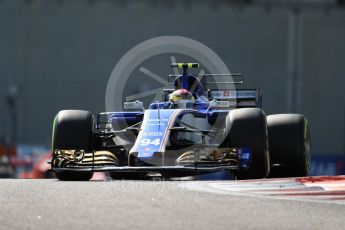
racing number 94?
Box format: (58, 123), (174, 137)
(140, 138), (161, 146)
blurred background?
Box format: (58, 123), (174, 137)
(0, 0), (344, 178)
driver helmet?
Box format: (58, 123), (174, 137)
(169, 89), (195, 108)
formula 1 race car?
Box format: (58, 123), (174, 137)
(51, 63), (310, 181)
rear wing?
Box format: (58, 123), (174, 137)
(165, 68), (261, 108)
(208, 89), (262, 108)
(168, 73), (244, 85)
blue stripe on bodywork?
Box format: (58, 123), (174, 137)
(130, 109), (178, 158)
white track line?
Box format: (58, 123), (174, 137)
(182, 176), (345, 205)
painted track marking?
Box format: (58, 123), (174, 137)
(183, 176), (345, 205)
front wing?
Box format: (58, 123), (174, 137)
(52, 165), (241, 174)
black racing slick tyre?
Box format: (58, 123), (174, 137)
(267, 114), (310, 178)
(224, 108), (270, 179)
(52, 110), (95, 181)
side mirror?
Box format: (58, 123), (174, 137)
(123, 100), (144, 110)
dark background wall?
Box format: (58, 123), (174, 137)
(0, 0), (344, 156)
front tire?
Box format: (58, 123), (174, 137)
(224, 108), (270, 179)
(52, 110), (95, 181)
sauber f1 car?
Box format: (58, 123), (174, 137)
(51, 63), (310, 181)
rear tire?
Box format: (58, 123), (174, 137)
(267, 114), (310, 178)
(52, 110), (95, 181)
(224, 108), (270, 179)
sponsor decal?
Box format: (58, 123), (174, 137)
(142, 131), (164, 137)
(212, 90), (257, 99)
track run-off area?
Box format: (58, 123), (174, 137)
(0, 176), (344, 230)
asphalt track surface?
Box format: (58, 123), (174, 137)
(0, 178), (345, 230)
